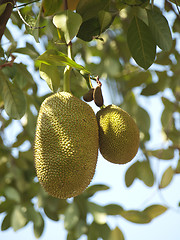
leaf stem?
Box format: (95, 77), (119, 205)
(63, 42), (72, 92)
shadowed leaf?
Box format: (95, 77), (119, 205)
(127, 16), (156, 69)
(159, 166), (174, 188)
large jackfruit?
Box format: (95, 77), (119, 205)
(34, 92), (99, 199)
(96, 104), (139, 164)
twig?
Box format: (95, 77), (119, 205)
(0, 54), (16, 70)
(13, 0), (41, 9)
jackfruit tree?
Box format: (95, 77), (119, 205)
(0, 0), (180, 239)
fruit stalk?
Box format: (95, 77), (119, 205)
(63, 42), (72, 92)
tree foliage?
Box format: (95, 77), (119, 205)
(0, 0), (180, 239)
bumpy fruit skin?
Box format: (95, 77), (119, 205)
(34, 92), (99, 199)
(96, 105), (139, 164)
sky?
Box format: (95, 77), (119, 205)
(0, 0), (180, 240)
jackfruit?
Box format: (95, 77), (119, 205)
(96, 104), (139, 164)
(34, 92), (99, 199)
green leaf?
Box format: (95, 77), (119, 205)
(121, 93), (150, 140)
(98, 10), (112, 31)
(0, 200), (13, 213)
(98, 10), (115, 33)
(148, 148), (174, 160)
(42, 0), (62, 16)
(143, 205), (167, 219)
(77, 17), (100, 41)
(108, 227), (124, 240)
(126, 71), (152, 89)
(53, 10), (82, 44)
(1, 212), (11, 231)
(33, 211), (44, 238)
(12, 132), (27, 148)
(137, 161), (154, 187)
(37, 49), (90, 73)
(24, 15), (40, 43)
(11, 206), (27, 231)
(74, 195), (88, 221)
(77, 0), (110, 21)
(127, 16), (156, 69)
(14, 44), (39, 59)
(33, 216), (44, 239)
(31, 6), (43, 43)
(125, 161), (139, 187)
(120, 210), (151, 224)
(133, 107), (150, 137)
(88, 222), (111, 240)
(67, 232), (77, 240)
(4, 27), (14, 43)
(0, 3), (8, 16)
(141, 82), (160, 96)
(4, 186), (21, 203)
(104, 204), (123, 215)
(64, 203), (79, 231)
(161, 107), (173, 131)
(155, 51), (173, 65)
(84, 184), (110, 198)
(2, 64), (17, 80)
(39, 63), (61, 92)
(76, 0), (117, 41)
(87, 202), (106, 224)
(26, 204), (44, 227)
(74, 220), (88, 238)
(125, 160), (154, 188)
(147, 9), (172, 51)
(175, 159), (180, 174)
(0, 71), (26, 119)
(0, 45), (4, 57)
(44, 206), (59, 221)
(13, 63), (34, 89)
(161, 97), (179, 112)
(122, 0), (148, 5)
(159, 166), (174, 188)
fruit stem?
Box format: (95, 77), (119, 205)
(63, 42), (72, 93)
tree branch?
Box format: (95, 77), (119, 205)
(0, 0), (15, 41)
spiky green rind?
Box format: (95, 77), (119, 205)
(34, 92), (99, 199)
(96, 104), (139, 164)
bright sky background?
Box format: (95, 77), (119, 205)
(0, 1), (180, 240)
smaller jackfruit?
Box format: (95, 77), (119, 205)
(83, 88), (94, 102)
(96, 104), (139, 164)
(34, 92), (99, 199)
(93, 86), (104, 107)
